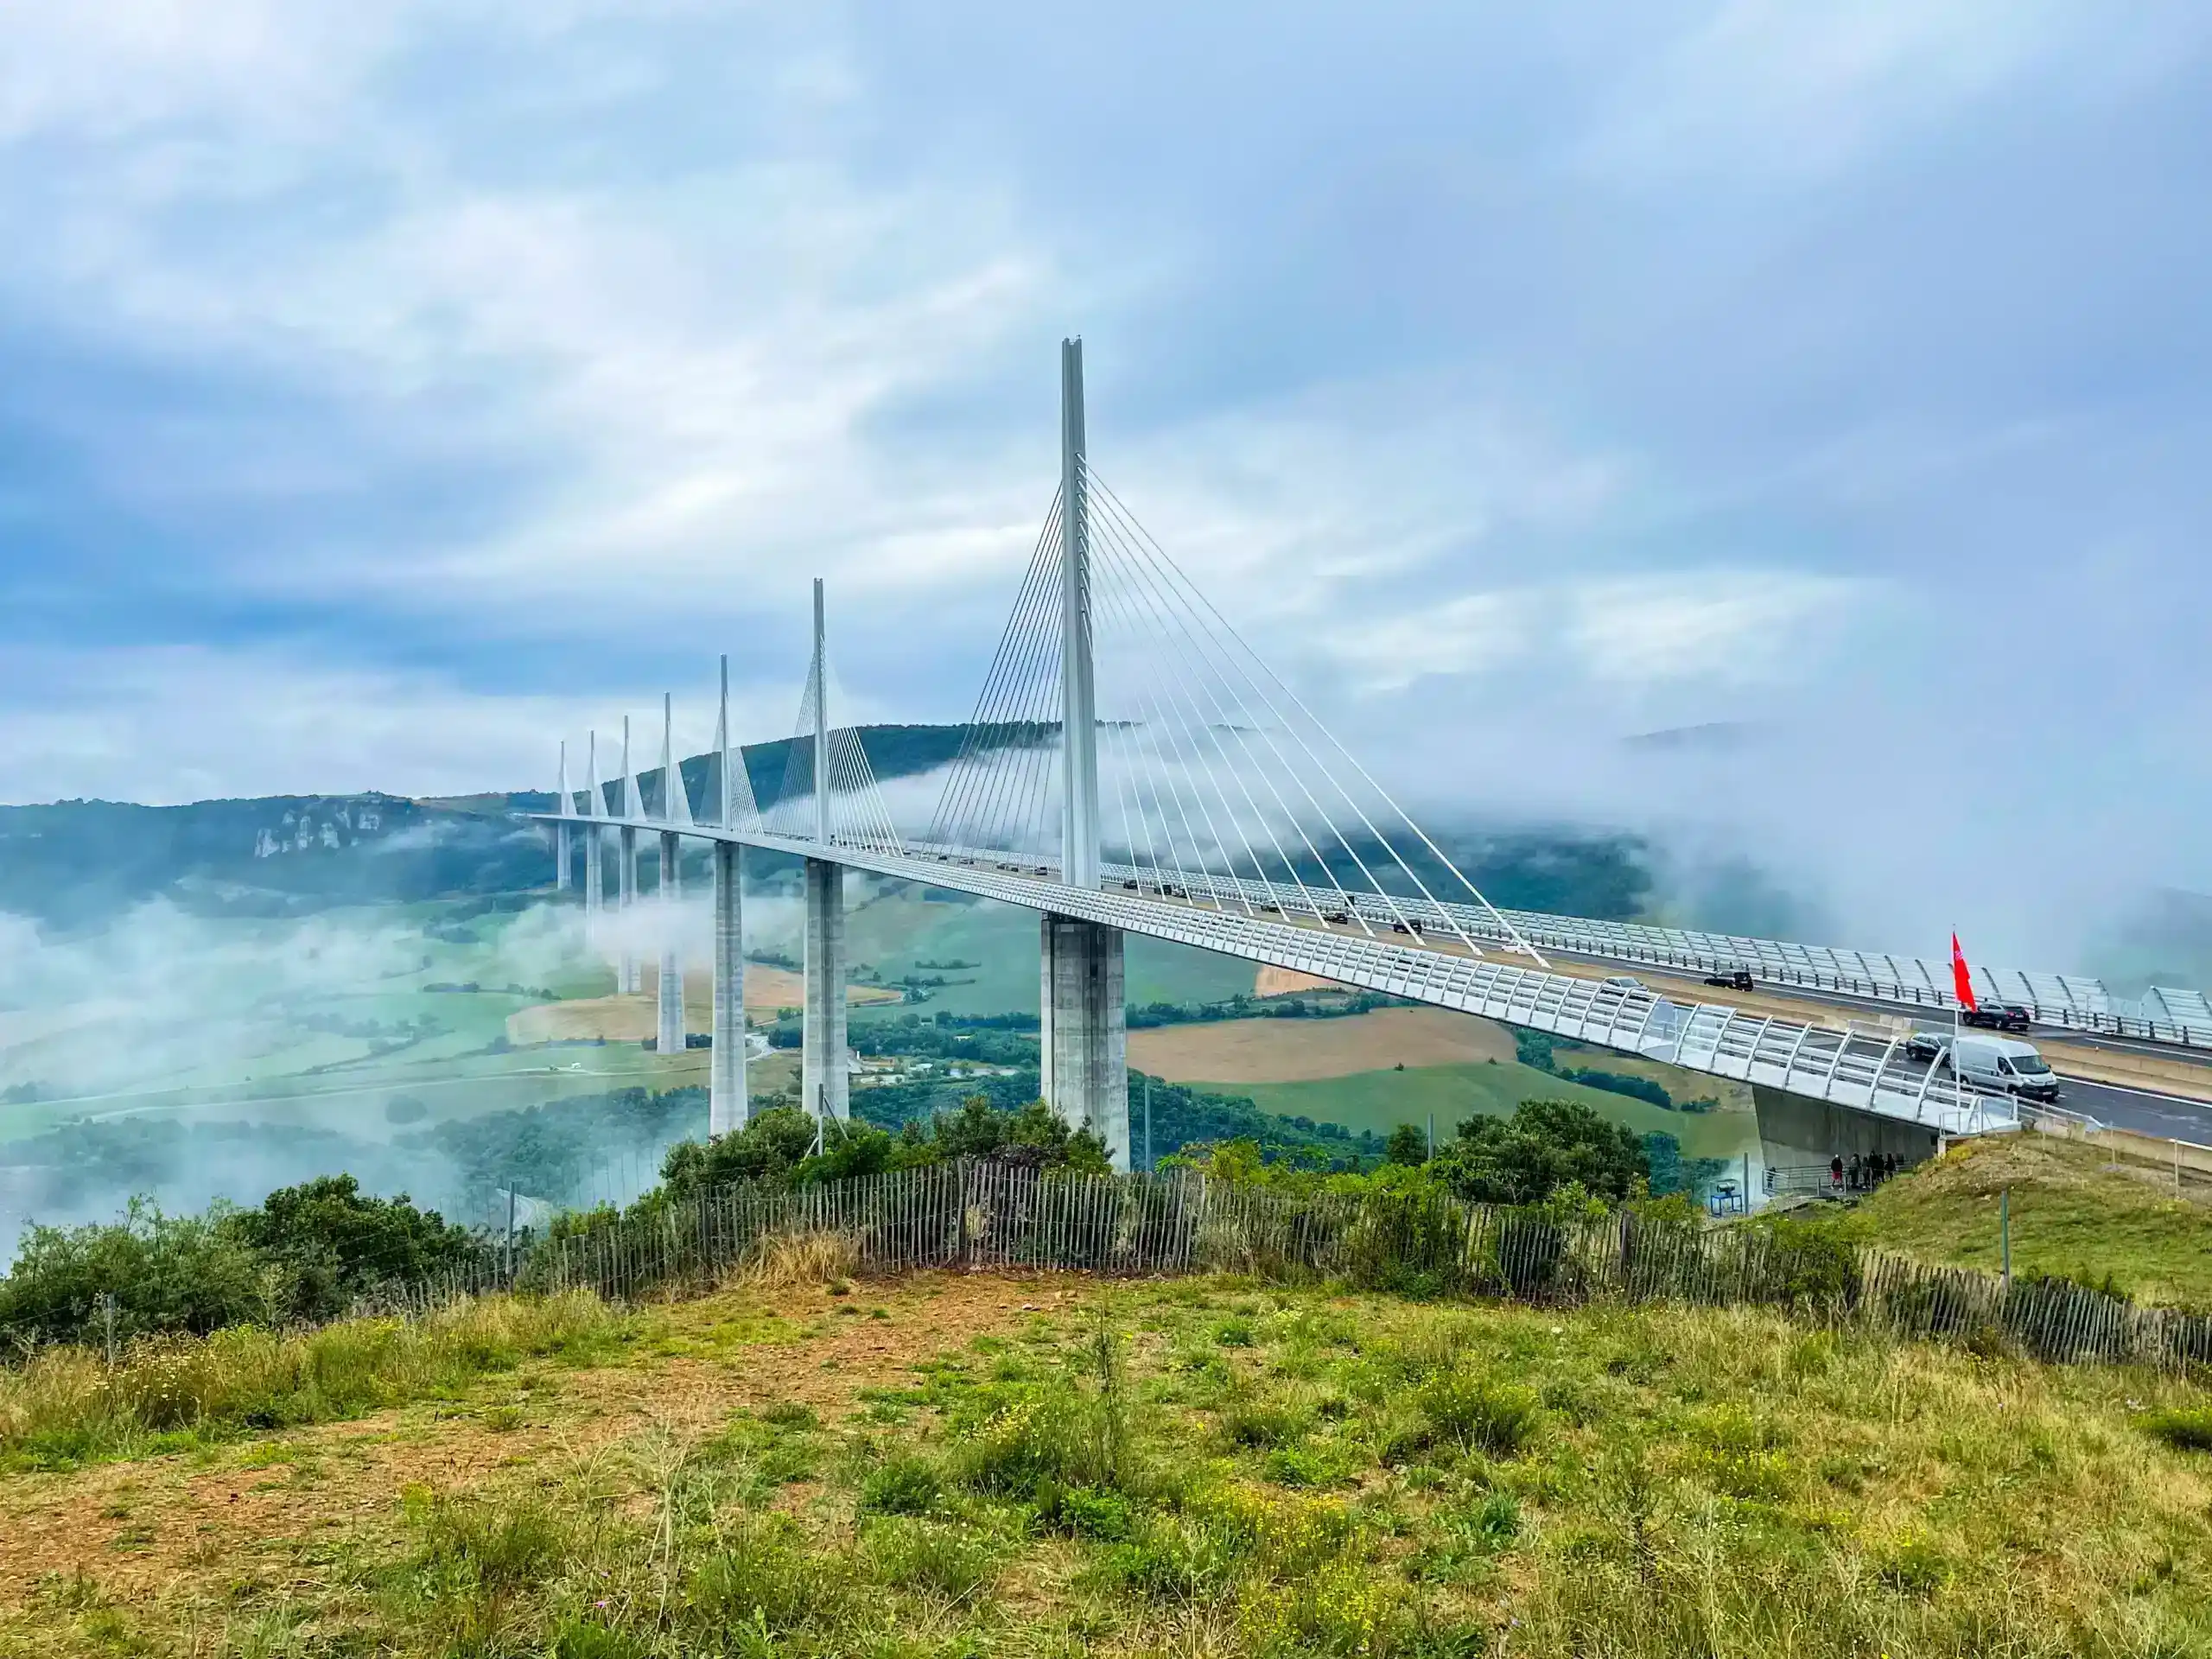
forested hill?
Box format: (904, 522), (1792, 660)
(1, 723), (1656, 928)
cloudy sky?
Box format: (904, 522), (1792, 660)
(3, 3), (2208, 958)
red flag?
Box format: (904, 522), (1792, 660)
(1950, 932), (1978, 1013)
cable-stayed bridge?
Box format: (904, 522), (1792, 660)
(538, 340), (2202, 1185)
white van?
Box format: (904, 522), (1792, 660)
(1945, 1033), (2061, 1104)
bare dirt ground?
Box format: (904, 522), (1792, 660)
(1128, 1007), (1517, 1084)
(0, 1272), (1097, 1613)
(1254, 966), (1351, 996)
(508, 968), (899, 1043)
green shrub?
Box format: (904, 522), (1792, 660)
(415, 1495), (569, 1596)
(2142, 1408), (2212, 1452)
(862, 1517), (1000, 1602)
(1038, 1483), (1135, 1541)
(860, 1453), (944, 1516)
(686, 1516), (853, 1640)
(1414, 1371), (1540, 1459)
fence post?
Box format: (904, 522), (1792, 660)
(101, 1291), (118, 1371)
(2000, 1188), (2012, 1290)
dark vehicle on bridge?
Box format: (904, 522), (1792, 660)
(1904, 1031), (1947, 1063)
(1704, 967), (1755, 992)
(1962, 1002), (2033, 1033)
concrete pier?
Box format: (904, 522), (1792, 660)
(657, 830), (683, 1057)
(1039, 913), (1128, 1169)
(618, 825), (639, 994)
(803, 856), (849, 1122)
(710, 841), (746, 1135)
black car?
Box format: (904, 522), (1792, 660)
(1962, 1003), (2032, 1033)
(1904, 1032), (1947, 1063)
(1704, 968), (1754, 992)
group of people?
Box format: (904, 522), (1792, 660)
(1828, 1151), (1903, 1192)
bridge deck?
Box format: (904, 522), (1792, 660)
(551, 814), (2017, 1137)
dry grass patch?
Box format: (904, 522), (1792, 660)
(1129, 1007), (1517, 1084)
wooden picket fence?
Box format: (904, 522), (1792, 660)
(360, 1161), (2212, 1373)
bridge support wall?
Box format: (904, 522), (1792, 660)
(555, 821), (570, 893)
(657, 831), (683, 1058)
(710, 842), (745, 1136)
(1751, 1084), (1942, 1179)
(804, 857), (849, 1122)
(618, 826), (640, 994)
(1039, 914), (1128, 1171)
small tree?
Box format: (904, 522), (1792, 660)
(229, 1175), (480, 1321)
(1432, 1098), (1646, 1206)
(1384, 1122), (1429, 1166)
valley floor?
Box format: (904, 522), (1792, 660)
(4, 1268), (2210, 1657)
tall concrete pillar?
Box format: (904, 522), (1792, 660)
(803, 856), (848, 1122)
(618, 826), (639, 993)
(657, 830), (683, 1057)
(1039, 913), (1128, 1170)
(709, 654), (747, 1137)
(710, 840), (746, 1135)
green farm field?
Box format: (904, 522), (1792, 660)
(1204, 1061), (1760, 1161)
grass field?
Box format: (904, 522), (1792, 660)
(5, 1267), (2210, 1657)
(842, 887), (1256, 1024)
(1858, 1132), (2212, 1308)
(1194, 1059), (1761, 1160)
(1129, 1008), (1517, 1083)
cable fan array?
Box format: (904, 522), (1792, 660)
(764, 636), (905, 853)
(925, 463), (1543, 963)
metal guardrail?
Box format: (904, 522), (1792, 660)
(1083, 861), (2212, 1053)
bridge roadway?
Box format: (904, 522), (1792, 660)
(557, 811), (2016, 1140)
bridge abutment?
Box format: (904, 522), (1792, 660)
(657, 830), (683, 1058)
(1039, 914), (1128, 1171)
(804, 856), (849, 1122)
(1751, 1084), (1941, 1186)
(710, 841), (745, 1135)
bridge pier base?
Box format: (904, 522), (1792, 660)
(1751, 1084), (1941, 1200)
(619, 826), (640, 994)
(657, 831), (684, 1058)
(710, 842), (746, 1136)
(804, 856), (849, 1122)
(1039, 914), (1128, 1172)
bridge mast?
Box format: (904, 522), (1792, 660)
(1040, 337), (1128, 1170)
(1059, 338), (1099, 888)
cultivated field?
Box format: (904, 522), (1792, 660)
(1129, 1007), (1517, 1084)
(507, 966), (899, 1044)
(5, 1269), (2209, 1657)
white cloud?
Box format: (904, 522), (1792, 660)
(0, 645), (793, 804)
(1562, 569), (1873, 683)
(1577, 0), (2100, 181)
(1315, 569), (1878, 694)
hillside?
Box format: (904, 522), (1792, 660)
(3, 1268), (2209, 1657)
(1855, 1133), (2212, 1308)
